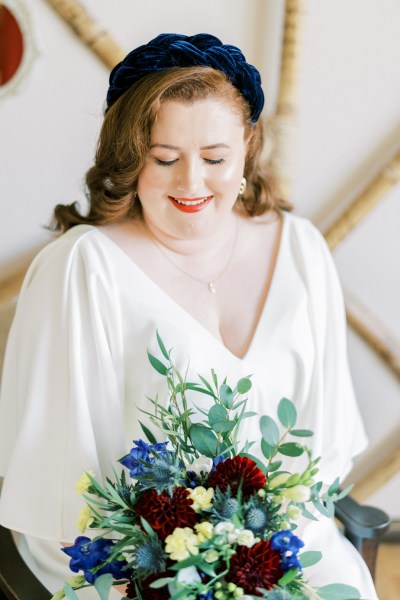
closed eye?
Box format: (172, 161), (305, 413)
(154, 158), (178, 166)
(204, 158), (225, 165)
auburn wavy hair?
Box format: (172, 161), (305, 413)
(52, 66), (292, 232)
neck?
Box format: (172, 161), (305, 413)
(141, 212), (239, 261)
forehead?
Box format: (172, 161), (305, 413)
(151, 98), (245, 143)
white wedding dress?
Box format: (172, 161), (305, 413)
(0, 211), (378, 598)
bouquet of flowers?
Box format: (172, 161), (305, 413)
(53, 334), (361, 600)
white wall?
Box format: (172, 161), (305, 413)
(1, 0), (399, 514)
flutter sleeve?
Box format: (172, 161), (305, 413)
(292, 218), (368, 483)
(0, 229), (126, 542)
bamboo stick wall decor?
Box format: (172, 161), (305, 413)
(325, 151), (400, 250)
(44, 0), (125, 69)
(266, 0), (307, 200)
(345, 292), (400, 380)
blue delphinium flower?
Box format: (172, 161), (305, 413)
(62, 536), (131, 583)
(211, 455), (225, 470)
(119, 439), (170, 477)
(270, 530), (304, 554)
(270, 530), (304, 573)
(280, 553), (302, 572)
(197, 591), (214, 600)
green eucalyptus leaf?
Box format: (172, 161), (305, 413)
(267, 460), (282, 472)
(63, 584), (80, 600)
(278, 442), (304, 457)
(261, 438), (276, 460)
(317, 584), (361, 600)
(312, 499), (331, 518)
(219, 384), (234, 408)
(325, 498), (335, 517)
(312, 481), (323, 494)
(213, 420), (236, 434)
(208, 404), (228, 426)
(299, 550), (322, 568)
(328, 477), (341, 495)
(278, 397), (297, 429)
(289, 428), (314, 437)
(189, 423), (218, 457)
(156, 331), (170, 360)
(301, 505), (319, 521)
(237, 377), (252, 394)
(242, 411), (258, 419)
(260, 415), (280, 446)
(94, 574), (114, 600)
(147, 351), (168, 376)
(335, 484), (353, 500)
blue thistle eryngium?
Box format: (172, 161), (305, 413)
(211, 487), (239, 521)
(132, 534), (166, 577)
(245, 505), (268, 532)
(135, 451), (184, 494)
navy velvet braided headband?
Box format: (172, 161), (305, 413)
(106, 33), (264, 123)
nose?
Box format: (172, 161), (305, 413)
(175, 158), (204, 195)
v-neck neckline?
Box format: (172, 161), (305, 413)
(80, 212), (287, 362)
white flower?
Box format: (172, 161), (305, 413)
(168, 566), (201, 596)
(281, 484), (311, 503)
(214, 521), (236, 536)
(236, 529), (256, 547)
(227, 528), (241, 544)
(176, 566), (202, 585)
(186, 455), (213, 477)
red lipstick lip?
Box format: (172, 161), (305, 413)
(168, 195), (213, 213)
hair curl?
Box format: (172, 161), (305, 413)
(52, 67), (291, 232)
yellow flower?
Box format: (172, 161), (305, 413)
(286, 505), (301, 520)
(195, 521), (214, 543)
(204, 549), (219, 563)
(236, 529), (256, 547)
(66, 575), (86, 587)
(77, 506), (94, 533)
(165, 527), (199, 561)
(188, 486), (215, 511)
(75, 471), (95, 495)
(269, 473), (291, 490)
(50, 592), (65, 600)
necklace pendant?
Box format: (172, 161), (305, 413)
(208, 282), (216, 294)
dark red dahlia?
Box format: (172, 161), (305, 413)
(207, 456), (266, 499)
(226, 540), (283, 596)
(135, 486), (198, 539)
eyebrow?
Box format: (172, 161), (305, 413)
(149, 143), (231, 150)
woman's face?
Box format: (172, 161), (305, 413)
(137, 97), (247, 240)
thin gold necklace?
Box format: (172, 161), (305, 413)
(144, 218), (239, 294)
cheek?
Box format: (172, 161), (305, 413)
(138, 164), (168, 192)
(211, 161), (244, 188)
